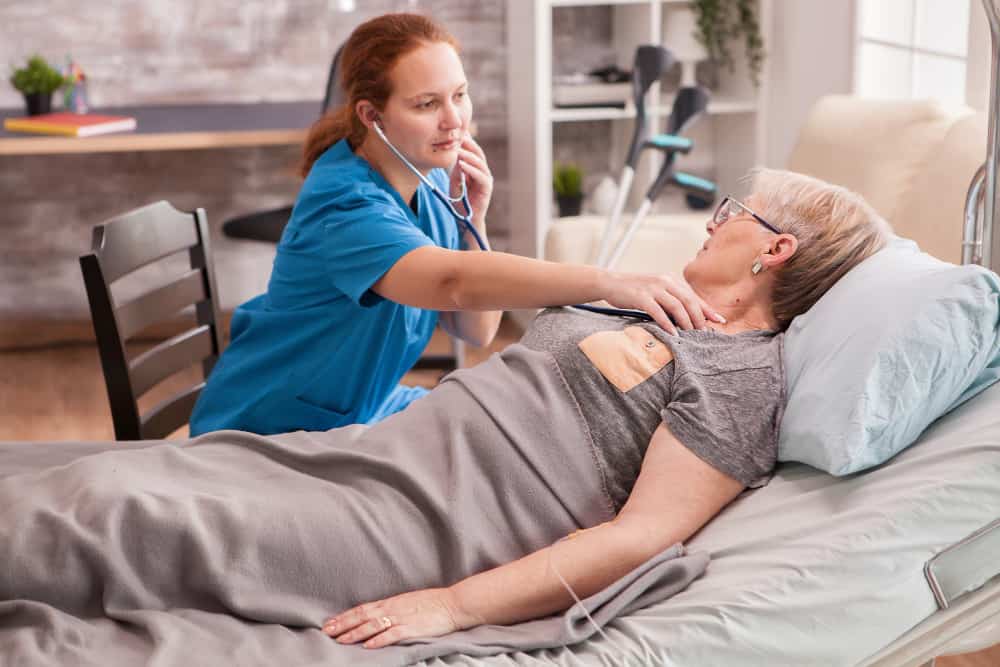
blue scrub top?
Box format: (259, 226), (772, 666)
(189, 138), (461, 435)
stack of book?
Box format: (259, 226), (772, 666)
(3, 111), (136, 137)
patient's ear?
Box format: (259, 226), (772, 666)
(762, 234), (798, 270)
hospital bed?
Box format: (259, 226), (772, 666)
(528, 4), (1000, 665)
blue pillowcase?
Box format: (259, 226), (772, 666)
(779, 237), (1000, 475)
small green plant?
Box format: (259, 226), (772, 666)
(9, 55), (65, 95)
(553, 162), (583, 197)
(691, 0), (766, 87)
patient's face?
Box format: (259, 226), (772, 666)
(382, 42), (472, 172)
(683, 194), (771, 288)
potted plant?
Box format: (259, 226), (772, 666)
(9, 55), (65, 116)
(553, 162), (584, 217)
(690, 0), (766, 87)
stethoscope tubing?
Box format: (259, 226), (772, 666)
(568, 303), (654, 322)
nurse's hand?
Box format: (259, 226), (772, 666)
(602, 272), (726, 335)
(450, 135), (493, 229)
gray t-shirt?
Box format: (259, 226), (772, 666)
(516, 307), (786, 510)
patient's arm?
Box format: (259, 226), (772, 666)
(324, 423), (744, 647)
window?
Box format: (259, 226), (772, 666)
(855, 0), (971, 106)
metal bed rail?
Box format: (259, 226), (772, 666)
(967, 0), (1000, 269)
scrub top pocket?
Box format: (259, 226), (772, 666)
(577, 325), (673, 392)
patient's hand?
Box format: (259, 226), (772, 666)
(322, 587), (479, 648)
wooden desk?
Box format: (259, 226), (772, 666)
(0, 101), (319, 155)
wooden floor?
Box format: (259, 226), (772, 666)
(0, 318), (522, 442)
(1, 318), (996, 665)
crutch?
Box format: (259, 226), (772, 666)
(602, 86), (717, 270)
(594, 45), (675, 267)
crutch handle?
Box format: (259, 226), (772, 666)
(643, 133), (694, 154)
(671, 171), (717, 197)
(645, 169), (715, 206)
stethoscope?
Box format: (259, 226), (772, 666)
(372, 120), (489, 252)
(371, 120), (657, 325)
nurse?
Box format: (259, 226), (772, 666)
(189, 13), (724, 436)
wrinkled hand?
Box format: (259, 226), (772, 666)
(322, 587), (478, 649)
(602, 272), (726, 334)
(449, 134), (493, 229)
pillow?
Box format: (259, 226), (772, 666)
(779, 237), (1000, 475)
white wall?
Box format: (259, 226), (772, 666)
(763, 0), (990, 166)
(966, 0), (992, 112)
(763, 0), (856, 167)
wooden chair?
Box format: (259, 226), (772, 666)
(79, 201), (225, 440)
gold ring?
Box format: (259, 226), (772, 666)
(381, 615), (392, 630)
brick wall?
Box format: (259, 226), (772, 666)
(0, 1), (615, 330)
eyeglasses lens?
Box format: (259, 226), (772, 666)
(714, 199), (730, 225)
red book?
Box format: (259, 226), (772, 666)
(3, 111), (137, 137)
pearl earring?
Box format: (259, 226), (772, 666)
(751, 258), (764, 275)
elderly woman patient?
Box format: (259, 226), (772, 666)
(0, 169), (889, 652)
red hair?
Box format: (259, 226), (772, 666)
(299, 13), (460, 177)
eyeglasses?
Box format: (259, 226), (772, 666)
(712, 196), (782, 235)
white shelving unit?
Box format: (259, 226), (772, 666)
(506, 0), (772, 260)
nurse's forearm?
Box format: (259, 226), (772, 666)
(448, 251), (613, 311)
(374, 246), (617, 312)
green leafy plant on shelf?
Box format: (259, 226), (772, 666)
(691, 0), (766, 87)
(553, 162), (584, 217)
(553, 162), (583, 198)
(9, 55), (65, 96)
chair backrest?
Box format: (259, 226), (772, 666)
(891, 110), (986, 264)
(79, 201), (225, 440)
(786, 95), (966, 225)
(320, 44), (346, 115)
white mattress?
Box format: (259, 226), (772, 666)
(422, 382), (1000, 666)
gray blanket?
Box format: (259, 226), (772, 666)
(0, 350), (707, 666)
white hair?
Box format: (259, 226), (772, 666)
(747, 168), (893, 328)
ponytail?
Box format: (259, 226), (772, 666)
(299, 105), (362, 178)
